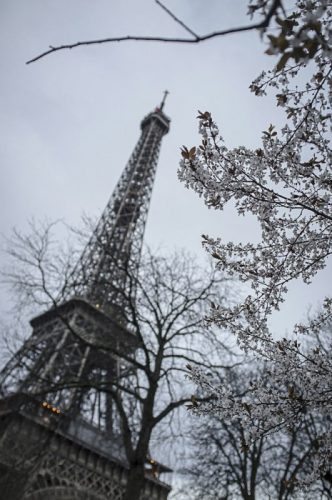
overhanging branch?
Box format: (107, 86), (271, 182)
(26, 0), (282, 64)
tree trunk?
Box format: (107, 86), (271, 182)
(123, 463), (146, 500)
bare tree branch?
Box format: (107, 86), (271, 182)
(26, 0), (282, 64)
(155, 0), (199, 39)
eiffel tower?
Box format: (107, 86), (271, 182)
(0, 94), (171, 500)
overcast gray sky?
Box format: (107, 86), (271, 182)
(1, 0), (331, 337)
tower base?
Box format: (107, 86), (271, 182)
(0, 395), (170, 500)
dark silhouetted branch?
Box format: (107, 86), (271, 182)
(26, 0), (282, 64)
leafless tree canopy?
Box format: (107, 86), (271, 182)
(1, 221), (233, 499)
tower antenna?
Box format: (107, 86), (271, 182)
(159, 90), (169, 111)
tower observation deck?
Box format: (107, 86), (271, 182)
(0, 96), (171, 500)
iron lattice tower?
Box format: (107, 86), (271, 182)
(0, 96), (171, 500)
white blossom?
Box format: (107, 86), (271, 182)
(179, 0), (332, 485)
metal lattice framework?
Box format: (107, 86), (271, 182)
(0, 97), (171, 499)
(71, 100), (170, 317)
(0, 395), (170, 500)
(0, 300), (137, 431)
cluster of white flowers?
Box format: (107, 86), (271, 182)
(179, 0), (332, 484)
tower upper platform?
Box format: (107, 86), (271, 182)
(141, 91), (170, 134)
(140, 108), (170, 134)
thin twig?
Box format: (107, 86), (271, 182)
(26, 0), (282, 64)
(155, 0), (199, 39)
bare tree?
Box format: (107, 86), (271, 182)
(1, 221), (234, 500)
